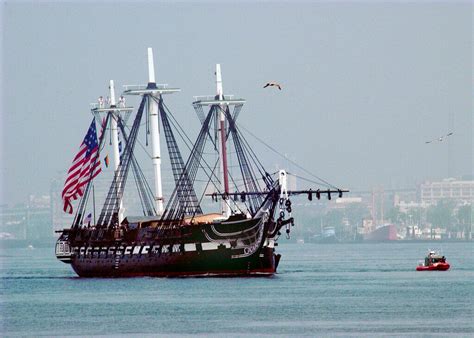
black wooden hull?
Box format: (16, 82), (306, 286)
(71, 246), (279, 277)
(56, 215), (284, 277)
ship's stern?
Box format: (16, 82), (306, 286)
(55, 231), (73, 264)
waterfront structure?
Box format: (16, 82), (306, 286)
(420, 178), (474, 205)
(0, 196), (52, 244)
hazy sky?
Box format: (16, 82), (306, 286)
(1, 1), (472, 206)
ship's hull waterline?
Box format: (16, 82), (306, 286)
(70, 246), (279, 277)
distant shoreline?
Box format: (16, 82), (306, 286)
(289, 239), (473, 244)
(1, 238), (471, 250)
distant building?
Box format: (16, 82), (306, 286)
(0, 197), (52, 240)
(396, 200), (429, 213)
(50, 178), (74, 233)
(420, 178), (474, 205)
(335, 197), (362, 204)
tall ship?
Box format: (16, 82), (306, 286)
(361, 189), (397, 241)
(363, 224), (397, 241)
(55, 49), (347, 277)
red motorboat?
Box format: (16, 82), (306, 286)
(416, 251), (450, 271)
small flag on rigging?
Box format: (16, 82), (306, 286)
(84, 213), (92, 225)
(61, 118), (102, 214)
(118, 129), (123, 164)
(104, 154), (109, 168)
(99, 116), (107, 136)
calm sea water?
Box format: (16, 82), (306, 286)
(1, 242), (473, 337)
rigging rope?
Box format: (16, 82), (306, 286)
(239, 124), (339, 190)
(287, 172), (333, 188)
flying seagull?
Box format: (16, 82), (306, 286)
(425, 132), (454, 144)
(263, 81), (282, 90)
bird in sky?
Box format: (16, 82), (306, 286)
(263, 81), (282, 90)
(425, 132), (454, 144)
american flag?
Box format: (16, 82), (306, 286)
(62, 119), (102, 214)
(84, 213), (92, 225)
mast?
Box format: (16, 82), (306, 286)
(216, 64), (231, 218)
(191, 67), (246, 218)
(147, 48), (164, 215)
(123, 47), (180, 216)
(380, 188), (384, 225)
(371, 188), (376, 228)
(108, 80), (124, 223)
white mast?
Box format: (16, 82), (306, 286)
(216, 64), (223, 99)
(108, 80), (124, 223)
(147, 48), (164, 215)
(122, 48), (180, 217)
(109, 80), (120, 170)
(147, 48), (156, 83)
(216, 64), (231, 218)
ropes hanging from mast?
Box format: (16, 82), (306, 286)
(238, 124), (340, 190)
(161, 104), (214, 220)
(118, 121), (156, 217)
(224, 106), (263, 215)
(153, 96), (202, 217)
(97, 97), (147, 228)
(73, 61), (344, 230)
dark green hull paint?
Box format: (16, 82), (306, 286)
(71, 246), (279, 277)
(58, 215), (284, 277)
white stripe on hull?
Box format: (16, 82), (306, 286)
(68, 238), (276, 261)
